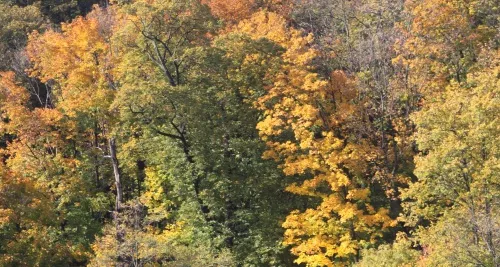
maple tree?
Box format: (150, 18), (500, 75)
(232, 11), (396, 265)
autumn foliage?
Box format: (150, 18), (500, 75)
(0, 0), (498, 266)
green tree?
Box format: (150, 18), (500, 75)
(399, 0), (500, 265)
(403, 49), (499, 266)
(89, 1), (299, 265)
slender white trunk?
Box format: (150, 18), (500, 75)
(109, 138), (122, 211)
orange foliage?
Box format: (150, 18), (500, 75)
(204, 0), (256, 22)
(233, 11), (395, 266)
(27, 8), (116, 116)
(205, 0), (293, 24)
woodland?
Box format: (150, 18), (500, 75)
(0, 0), (498, 266)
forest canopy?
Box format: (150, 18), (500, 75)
(0, 0), (498, 266)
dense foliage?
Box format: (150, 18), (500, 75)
(0, 0), (498, 266)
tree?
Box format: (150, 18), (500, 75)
(203, 0), (293, 24)
(105, 1), (300, 264)
(355, 233), (419, 267)
(0, 0), (498, 266)
(27, 6), (124, 209)
(233, 11), (396, 266)
(292, 0), (418, 221)
(203, 0), (256, 23)
(400, 0), (500, 265)
(0, 70), (106, 265)
(403, 49), (500, 267)
(0, 1), (44, 72)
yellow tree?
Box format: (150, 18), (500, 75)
(398, 0), (500, 265)
(235, 11), (395, 266)
(404, 48), (499, 267)
(26, 7), (126, 210)
(27, 9), (115, 116)
(0, 70), (101, 264)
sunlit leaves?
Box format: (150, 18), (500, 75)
(234, 11), (396, 266)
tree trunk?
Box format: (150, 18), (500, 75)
(109, 138), (123, 211)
